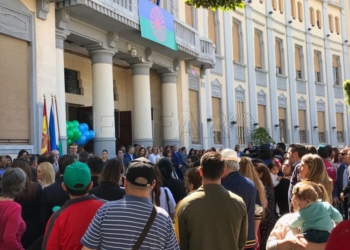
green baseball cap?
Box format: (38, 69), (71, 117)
(64, 161), (91, 190)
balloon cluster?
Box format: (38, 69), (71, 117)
(66, 120), (95, 146)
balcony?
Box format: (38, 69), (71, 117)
(233, 62), (246, 82)
(255, 68), (267, 86)
(277, 74), (287, 91)
(315, 82), (326, 96)
(334, 85), (344, 99)
(56, 0), (215, 68)
(296, 79), (307, 94)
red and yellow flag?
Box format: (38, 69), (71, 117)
(41, 96), (50, 154)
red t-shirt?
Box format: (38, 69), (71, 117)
(42, 195), (104, 250)
(324, 160), (336, 184)
(0, 200), (26, 250)
(325, 220), (350, 250)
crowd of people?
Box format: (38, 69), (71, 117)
(0, 141), (349, 250)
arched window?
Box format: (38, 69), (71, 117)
(316, 10), (322, 29)
(272, 0), (277, 10)
(291, 0), (296, 19)
(297, 2), (303, 22)
(208, 10), (217, 53)
(328, 14), (334, 33)
(310, 7), (315, 27)
(335, 16), (340, 35)
(278, 0), (284, 14)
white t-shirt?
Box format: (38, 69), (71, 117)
(150, 187), (176, 215)
(148, 153), (161, 164)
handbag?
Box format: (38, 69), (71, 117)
(132, 205), (157, 250)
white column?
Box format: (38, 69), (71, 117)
(265, 0), (279, 143)
(223, 11), (236, 148)
(130, 63), (153, 147)
(89, 49), (116, 156)
(284, 0), (299, 143)
(303, 0), (318, 145)
(160, 73), (180, 146)
(322, 2), (337, 145)
(245, 5), (258, 139)
(56, 31), (68, 154)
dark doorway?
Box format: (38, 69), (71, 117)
(115, 111), (132, 151)
(67, 106), (132, 154)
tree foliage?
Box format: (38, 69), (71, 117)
(251, 127), (275, 146)
(184, 0), (245, 11)
(344, 79), (350, 113)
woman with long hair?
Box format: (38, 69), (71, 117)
(148, 146), (161, 164)
(274, 159), (293, 216)
(188, 148), (195, 157)
(136, 146), (147, 158)
(89, 158), (125, 201)
(254, 163), (277, 250)
(0, 168), (27, 249)
(150, 165), (176, 219)
(299, 154), (333, 204)
(17, 149), (29, 159)
(12, 158), (43, 249)
(239, 157), (267, 209)
(37, 162), (55, 189)
(332, 147), (341, 169)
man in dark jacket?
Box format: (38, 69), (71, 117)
(40, 155), (75, 228)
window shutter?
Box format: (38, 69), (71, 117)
(295, 47), (301, 71)
(258, 105), (266, 128)
(275, 40), (282, 68)
(314, 52), (320, 72)
(298, 110), (306, 130)
(317, 111), (325, 132)
(232, 22), (241, 62)
(255, 32), (262, 68)
(336, 113), (343, 131)
(185, 5), (194, 27)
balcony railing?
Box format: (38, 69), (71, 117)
(174, 19), (197, 48)
(233, 62), (246, 82)
(277, 74), (287, 91)
(296, 79), (307, 94)
(315, 82), (326, 96)
(334, 86), (344, 99)
(255, 68), (267, 86)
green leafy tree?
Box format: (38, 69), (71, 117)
(344, 80), (350, 113)
(185, 0), (245, 11)
(251, 127), (275, 146)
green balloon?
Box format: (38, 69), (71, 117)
(72, 120), (79, 127)
(67, 139), (72, 145)
(75, 131), (82, 140)
(67, 130), (74, 140)
(67, 121), (73, 129)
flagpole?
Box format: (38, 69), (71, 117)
(54, 95), (61, 141)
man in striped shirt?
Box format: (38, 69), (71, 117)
(81, 157), (179, 250)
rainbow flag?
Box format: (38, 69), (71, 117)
(138, 0), (178, 51)
(41, 97), (50, 154)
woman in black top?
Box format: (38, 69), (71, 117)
(157, 158), (186, 204)
(274, 159), (293, 217)
(12, 158), (43, 249)
(89, 158), (125, 201)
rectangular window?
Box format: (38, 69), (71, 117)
(291, 0), (296, 19)
(336, 112), (344, 142)
(314, 51), (321, 82)
(65, 69), (81, 95)
(236, 100), (245, 145)
(310, 8), (315, 27)
(316, 10), (322, 29)
(189, 90), (200, 144)
(335, 17), (340, 35)
(298, 110), (306, 143)
(297, 2), (303, 22)
(258, 105), (266, 128)
(332, 56), (340, 85)
(208, 10), (217, 54)
(295, 46), (302, 79)
(254, 31), (262, 69)
(212, 97), (222, 144)
(232, 21), (241, 62)
(329, 15), (334, 33)
(185, 5), (194, 27)
(279, 108), (286, 143)
(317, 111), (325, 143)
(275, 39), (282, 74)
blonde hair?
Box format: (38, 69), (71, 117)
(38, 162), (55, 187)
(239, 157), (267, 209)
(301, 154), (333, 203)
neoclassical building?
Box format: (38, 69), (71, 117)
(0, 0), (349, 156)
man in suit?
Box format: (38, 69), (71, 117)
(124, 145), (135, 162)
(334, 147), (350, 219)
(118, 149), (130, 170)
(172, 144), (184, 180)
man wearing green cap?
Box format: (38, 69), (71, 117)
(42, 161), (105, 250)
